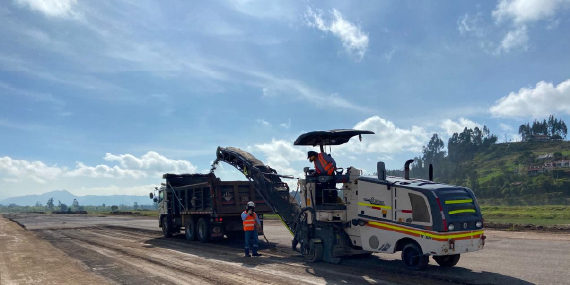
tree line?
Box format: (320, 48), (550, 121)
(518, 115), (567, 141)
(1, 198), (157, 213)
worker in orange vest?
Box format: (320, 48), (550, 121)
(308, 151), (338, 204)
(241, 201), (262, 257)
(308, 150), (336, 175)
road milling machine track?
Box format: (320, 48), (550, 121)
(213, 129), (486, 270)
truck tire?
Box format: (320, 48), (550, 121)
(304, 239), (324, 263)
(433, 254), (460, 267)
(162, 216), (173, 238)
(185, 218), (196, 241)
(401, 243), (428, 271)
(197, 217), (210, 243)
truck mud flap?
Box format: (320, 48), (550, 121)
(210, 222), (225, 240)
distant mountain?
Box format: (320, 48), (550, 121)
(0, 190), (152, 206)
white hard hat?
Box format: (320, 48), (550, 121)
(247, 201), (255, 207)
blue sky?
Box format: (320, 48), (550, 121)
(1, 0), (570, 200)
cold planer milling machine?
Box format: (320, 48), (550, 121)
(215, 129), (485, 270)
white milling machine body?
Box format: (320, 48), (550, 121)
(295, 129), (485, 270)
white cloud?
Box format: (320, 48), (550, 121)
(0, 156), (65, 183)
(440, 118), (481, 136)
(458, 13), (484, 36)
(65, 163), (146, 179)
(103, 151), (197, 174)
(547, 19), (561, 30)
(254, 139), (305, 176)
(243, 69), (372, 112)
(261, 88), (276, 98)
(0, 151), (197, 182)
(340, 116), (430, 154)
(384, 48), (396, 63)
(256, 119), (271, 127)
(15, 0), (79, 19)
(496, 25), (529, 54)
(0, 80), (66, 113)
(490, 0), (570, 54)
(490, 79), (570, 117)
(492, 0), (570, 24)
(305, 7), (369, 61)
(279, 119), (291, 129)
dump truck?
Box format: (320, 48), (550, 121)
(150, 173), (272, 242)
(213, 129), (485, 270)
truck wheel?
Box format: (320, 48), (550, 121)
(401, 243), (428, 270)
(185, 218), (196, 241)
(197, 217), (210, 243)
(433, 254), (460, 267)
(304, 239), (324, 263)
(162, 216), (173, 238)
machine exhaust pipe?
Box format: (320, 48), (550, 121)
(404, 159), (414, 180)
(377, 161), (386, 181)
(429, 164), (433, 181)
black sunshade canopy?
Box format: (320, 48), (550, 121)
(294, 129), (375, 146)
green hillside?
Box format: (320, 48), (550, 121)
(388, 123), (570, 206)
(466, 141), (570, 205)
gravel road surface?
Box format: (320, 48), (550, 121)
(2, 213), (569, 285)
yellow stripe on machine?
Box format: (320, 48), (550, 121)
(448, 209), (476, 214)
(368, 221), (484, 240)
(358, 202), (393, 209)
(445, 199), (473, 204)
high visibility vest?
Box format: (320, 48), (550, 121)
(314, 153), (336, 175)
(243, 211), (258, 231)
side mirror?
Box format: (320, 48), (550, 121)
(303, 167), (309, 175)
(153, 198), (158, 203)
(149, 193), (154, 199)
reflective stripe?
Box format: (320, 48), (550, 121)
(449, 209), (476, 214)
(243, 212), (258, 231)
(367, 221), (483, 241)
(358, 202), (392, 210)
(445, 199), (473, 204)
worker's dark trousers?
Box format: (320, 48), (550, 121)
(244, 229), (259, 255)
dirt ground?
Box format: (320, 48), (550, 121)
(0, 216), (110, 285)
(2, 213), (570, 285)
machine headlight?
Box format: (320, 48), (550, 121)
(448, 224), (455, 231)
(476, 221), (483, 228)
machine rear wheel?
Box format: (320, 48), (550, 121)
(304, 239), (324, 263)
(185, 218), (196, 241)
(162, 216), (173, 238)
(401, 243), (428, 270)
(197, 217), (210, 243)
(433, 254), (460, 267)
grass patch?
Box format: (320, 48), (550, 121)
(484, 218), (570, 226)
(481, 205), (570, 225)
(263, 214), (281, 220)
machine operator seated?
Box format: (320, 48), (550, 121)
(307, 151), (343, 205)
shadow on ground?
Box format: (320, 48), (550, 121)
(135, 228), (534, 285)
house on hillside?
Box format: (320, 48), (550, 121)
(537, 153), (553, 160)
(524, 134), (553, 142)
(553, 160), (570, 168)
(528, 165), (546, 175)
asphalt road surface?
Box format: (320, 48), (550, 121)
(2, 213), (569, 285)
